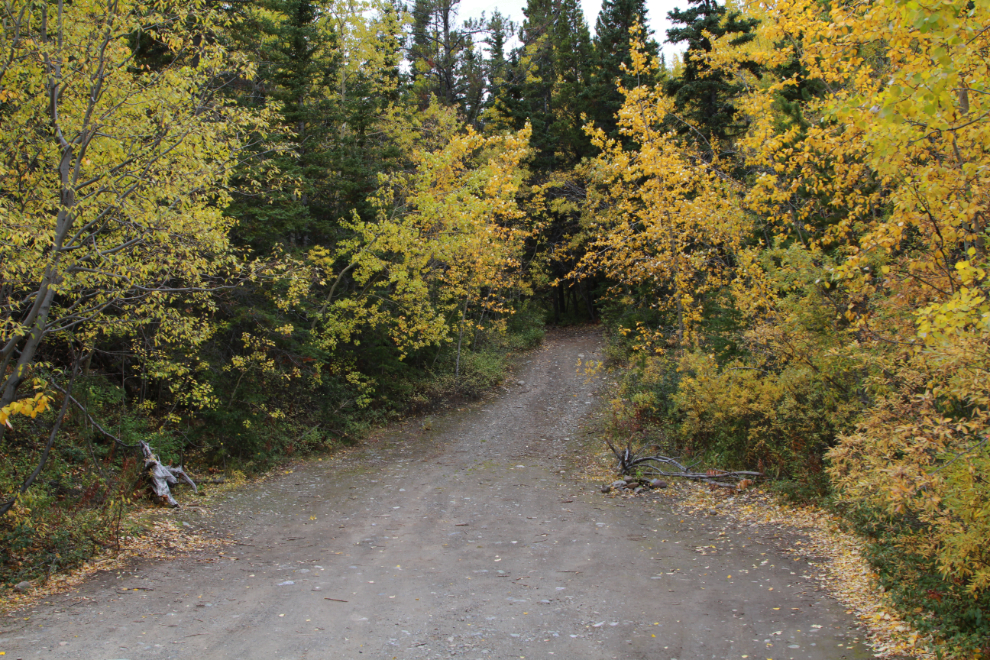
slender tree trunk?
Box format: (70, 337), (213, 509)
(668, 220), (685, 345)
(0, 284), (58, 445)
(454, 295), (470, 380)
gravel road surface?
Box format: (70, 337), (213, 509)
(0, 329), (872, 660)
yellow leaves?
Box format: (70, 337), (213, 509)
(916, 287), (990, 342)
(0, 0), (276, 419)
(303, 122), (531, 364)
(0, 392), (51, 429)
(577, 75), (750, 342)
(954, 260), (987, 288)
(828, 334), (990, 597)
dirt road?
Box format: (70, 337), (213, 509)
(1, 329), (872, 660)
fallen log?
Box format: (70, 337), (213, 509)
(141, 441), (197, 506)
(605, 440), (762, 489)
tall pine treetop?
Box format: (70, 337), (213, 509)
(493, 0), (593, 170)
(588, 0), (659, 139)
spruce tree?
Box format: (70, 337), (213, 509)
(664, 0), (759, 147)
(325, 0), (406, 225)
(408, 0), (483, 118)
(588, 0), (659, 139)
(482, 11), (514, 111)
(551, 0), (595, 163)
(227, 0), (341, 250)
(487, 0), (598, 322)
(495, 0), (593, 170)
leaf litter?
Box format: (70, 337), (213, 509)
(676, 484), (932, 659)
(0, 446), (362, 618)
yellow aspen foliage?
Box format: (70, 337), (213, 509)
(577, 29), (751, 347)
(706, 0), (990, 602)
(305, 104), (532, 364)
(0, 388), (50, 430)
(0, 0), (276, 416)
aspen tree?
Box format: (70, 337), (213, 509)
(0, 0), (274, 513)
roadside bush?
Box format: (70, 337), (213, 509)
(604, 342), (857, 498)
(846, 503), (990, 658)
(416, 348), (509, 402)
(504, 301), (547, 350)
(0, 410), (147, 588)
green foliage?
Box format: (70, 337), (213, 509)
(0, 390), (149, 587)
(492, 0), (595, 170)
(846, 504), (990, 658)
(587, 0), (660, 140)
(416, 348), (509, 403)
(226, 0), (344, 249)
(504, 301), (547, 350)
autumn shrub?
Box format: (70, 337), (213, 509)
(0, 490), (114, 587)
(603, 342), (856, 497)
(826, 332), (990, 652)
(414, 348), (507, 402)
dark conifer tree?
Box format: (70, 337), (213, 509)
(227, 0), (341, 250)
(481, 11), (514, 111)
(664, 0), (759, 146)
(489, 0), (599, 322)
(325, 0), (406, 224)
(408, 0), (486, 119)
(495, 0), (593, 170)
(588, 0), (659, 139)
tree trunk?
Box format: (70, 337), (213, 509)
(454, 295), (470, 380)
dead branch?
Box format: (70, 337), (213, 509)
(141, 441), (197, 507)
(604, 439), (762, 489)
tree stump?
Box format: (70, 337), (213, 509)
(141, 441), (197, 507)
